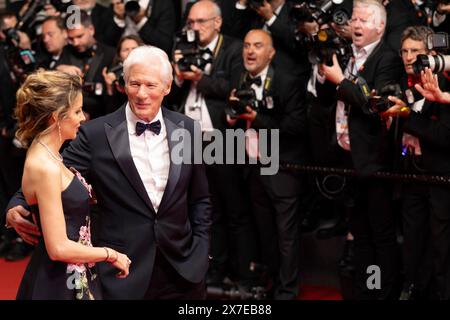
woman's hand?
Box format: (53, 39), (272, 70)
(106, 248), (131, 278)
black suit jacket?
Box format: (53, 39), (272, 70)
(246, 64), (308, 165)
(60, 42), (115, 118)
(170, 34), (243, 131)
(5, 106), (212, 299)
(316, 41), (403, 176)
(401, 76), (450, 175)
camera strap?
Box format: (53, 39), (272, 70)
(209, 34), (224, 73)
(145, 0), (154, 19)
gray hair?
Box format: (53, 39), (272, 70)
(353, 0), (386, 31)
(123, 45), (173, 86)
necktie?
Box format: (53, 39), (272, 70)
(246, 76), (262, 87)
(135, 120), (161, 136)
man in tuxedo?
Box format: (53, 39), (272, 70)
(318, 0), (403, 299)
(57, 10), (115, 119)
(4, 45), (212, 299)
(171, 0), (259, 288)
(35, 17), (69, 70)
(229, 29), (307, 299)
(383, 26), (450, 299)
(228, 0), (310, 82)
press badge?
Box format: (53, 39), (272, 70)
(265, 96), (274, 109)
(95, 83), (103, 96)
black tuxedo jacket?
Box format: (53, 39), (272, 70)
(401, 76), (450, 175)
(316, 41), (403, 176)
(5, 106), (211, 299)
(246, 65), (308, 165)
(170, 34), (243, 131)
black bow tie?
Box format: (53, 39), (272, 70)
(200, 47), (213, 56)
(246, 76), (262, 87)
(135, 120), (161, 136)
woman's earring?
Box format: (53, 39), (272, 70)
(58, 122), (62, 143)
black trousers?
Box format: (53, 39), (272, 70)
(248, 166), (304, 300)
(206, 163), (259, 285)
(144, 249), (206, 300)
(348, 178), (400, 300)
(401, 182), (432, 292)
(429, 184), (450, 299)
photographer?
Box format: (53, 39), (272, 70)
(35, 16), (68, 70)
(57, 10), (115, 119)
(228, 29), (307, 300)
(230, 0), (311, 81)
(102, 34), (143, 114)
(171, 0), (260, 291)
(112, 0), (176, 55)
(317, 0), (403, 299)
(382, 28), (450, 298)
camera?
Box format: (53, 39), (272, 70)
(174, 29), (213, 72)
(368, 84), (403, 114)
(227, 87), (267, 117)
(413, 53), (450, 74)
(307, 28), (352, 66)
(49, 0), (73, 12)
(413, 33), (450, 74)
(2, 28), (37, 82)
(108, 64), (125, 89)
(290, 0), (347, 25)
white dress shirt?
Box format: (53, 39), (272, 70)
(183, 35), (218, 132)
(335, 40), (381, 151)
(126, 104), (170, 212)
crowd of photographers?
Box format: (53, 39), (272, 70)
(1, 0), (450, 300)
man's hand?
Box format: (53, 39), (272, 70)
(381, 96), (410, 118)
(180, 65), (204, 82)
(331, 22), (352, 40)
(235, 106), (257, 121)
(436, 3), (450, 14)
(415, 68), (450, 104)
(6, 206), (41, 246)
(56, 64), (83, 77)
(254, 1), (274, 21)
(319, 54), (345, 85)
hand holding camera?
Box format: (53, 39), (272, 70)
(319, 54), (345, 83)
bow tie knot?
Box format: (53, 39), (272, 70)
(136, 120), (161, 136)
(245, 76), (262, 87)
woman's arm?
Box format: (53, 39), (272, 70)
(33, 165), (131, 277)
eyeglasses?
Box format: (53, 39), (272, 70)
(186, 17), (216, 28)
(399, 48), (426, 57)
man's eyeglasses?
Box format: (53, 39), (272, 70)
(399, 48), (425, 57)
(186, 17), (216, 28)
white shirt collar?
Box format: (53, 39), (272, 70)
(126, 103), (164, 135)
(352, 39), (381, 58)
(250, 64), (270, 83)
(201, 34), (219, 53)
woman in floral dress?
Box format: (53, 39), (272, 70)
(13, 70), (131, 300)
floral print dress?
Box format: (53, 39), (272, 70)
(16, 168), (102, 300)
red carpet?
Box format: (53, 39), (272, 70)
(0, 257), (341, 300)
(0, 257), (30, 300)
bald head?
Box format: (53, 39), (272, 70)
(187, 0), (222, 46)
(243, 29), (275, 76)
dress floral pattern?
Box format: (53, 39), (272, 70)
(66, 168), (98, 300)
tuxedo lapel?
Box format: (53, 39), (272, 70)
(158, 108), (183, 214)
(104, 109), (156, 217)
